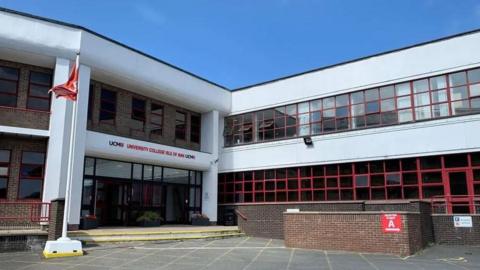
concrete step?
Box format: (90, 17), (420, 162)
(68, 228), (244, 244)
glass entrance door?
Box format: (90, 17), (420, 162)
(96, 179), (130, 226)
(447, 171), (471, 213)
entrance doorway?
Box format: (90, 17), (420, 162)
(447, 171), (471, 213)
(164, 184), (189, 224)
(95, 179), (130, 226)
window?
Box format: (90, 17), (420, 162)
(175, 111), (186, 140)
(150, 103), (164, 135)
(87, 84), (94, 120)
(27, 71), (52, 111)
(18, 152), (46, 200)
(191, 114), (201, 143)
(99, 89), (116, 123)
(0, 150), (10, 199)
(0, 66), (19, 107)
(131, 98), (146, 123)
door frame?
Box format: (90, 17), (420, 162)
(444, 169), (475, 213)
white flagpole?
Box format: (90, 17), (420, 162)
(60, 53), (79, 240)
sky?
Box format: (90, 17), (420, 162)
(1, 0), (480, 89)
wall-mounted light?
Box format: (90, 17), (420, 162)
(303, 136), (313, 146)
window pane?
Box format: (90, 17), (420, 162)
(355, 175), (368, 187)
(431, 90), (448, 103)
(396, 96), (411, 109)
(449, 72), (467, 87)
(451, 100), (469, 115)
(423, 186), (444, 198)
(351, 104), (365, 116)
(398, 109), (413, 123)
(0, 178), (6, 198)
(336, 107), (348, 117)
(30, 72), (51, 85)
(95, 159), (131, 179)
(310, 100), (321, 111)
(0, 66), (19, 80)
(395, 83), (411, 96)
(430, 75), (447, 90)
(386, 174), (401, 185)
(381, 99), (395, 111)
(0, 166), (9, 176)
(366, 114), (380, 126)
(450, 86), (468, 101)
(470, 84), (480, 97)
(22, 152), (45, 164)
(323, 97), (335, 109)
(298, 102), (309, 113)
(381, 111), (398, 125)
(365, 88), (379, 101)
(350, 91), (364, 104)
(413, 79), (429, 93)
(414, 92), (430, 106)
(0, 80), (17, 94)
(468, 68), (480, 84)
(444, 154), (468, 168)
(0, 150), (10, 162)
(472, 98), (480, 112)
(366, 101), (379, 113)
(19, 179), (42, 199)
(380, 86), (394, 99)
(420, 156), (441, 169)
(298, 113), (309, 124)
(432, 103), (449, 118)
(163, 168), (189, 184)
(29, 84), (50, 98)
(336, 94), (349, 107)
(422, 172), (442, 183)
(415, 106), (431, 120)
(298, 125), (310, 136)
(27, 97), (50, 111)
(0, 94), (16, 107)
(311, 111), (321, 122)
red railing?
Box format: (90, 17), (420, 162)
(0, 201), (50, 230)
(431, 195), (480, 214)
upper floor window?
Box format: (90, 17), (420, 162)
(0, 150), (10, 199)
(27, 71), (52, 111)
(87, 84), (94, 120)
(0, 66), (19, 108)
(175, 111), (186, 140)
(99, 88), (116, 124)
(150, 103), (163, 135)
(224, 67), (480, 147)
(18, 151), (45, 200)
(132, 98), (146, 123)
(191, 114), (201, 143)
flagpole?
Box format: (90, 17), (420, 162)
(61, 53), (79, 240)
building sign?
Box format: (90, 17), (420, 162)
(109, 140), (195, 160)
(381, 213), (402, 233)
(453, 216), (473, 228)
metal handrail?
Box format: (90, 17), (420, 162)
(234, 209), (248, 221)
(430, 195), (480, 214)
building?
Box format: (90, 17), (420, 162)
(0, 8), (479, 234)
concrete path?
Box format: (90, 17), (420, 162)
(1, 237), (479, 269)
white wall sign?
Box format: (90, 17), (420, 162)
(453, 216), (473, 228)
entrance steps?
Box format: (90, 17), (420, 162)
(68, 226), (244, 244)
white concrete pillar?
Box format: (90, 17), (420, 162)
(68, 64), (91, 225)
(201, 110), (219, 222)
(43, 58), (72, 203)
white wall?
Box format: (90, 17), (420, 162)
(219, 115), (480, 172)
(231, 32), (480, 114)
(201, 111), (219, 221)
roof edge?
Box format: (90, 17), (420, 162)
(232, 27), (480, 91)
(0, 7), (230, 91)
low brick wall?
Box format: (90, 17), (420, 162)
(284, 211), (424, 256)
(432, 215), (480, 245)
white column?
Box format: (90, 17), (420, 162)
(201, 110), (219, 222)
(68, 64), (91, 225)
(43, 58), (72, 203)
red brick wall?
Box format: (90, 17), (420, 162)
(283, 212), (423, 256)
(432, 215), (480, 245)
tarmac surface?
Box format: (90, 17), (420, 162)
(1, 237), (479, 269)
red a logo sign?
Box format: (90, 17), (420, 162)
(381, 213), (402, 233)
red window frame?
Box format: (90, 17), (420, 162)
(225, 67), (480, 147)
(99, 88), (117, 125)
(17, 151), (46, 201)
(219, 152), (480, 213)
(190, 114), (201, 144)
(175, 111), (187, 140)
(0, 149), (11, 200)
(27, 71), (52, 112)
(150, 102), (164, 136)
(0, 65), (19, 108)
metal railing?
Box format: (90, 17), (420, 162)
(0, 202), (50, 230)
(431, 195), (480, 214)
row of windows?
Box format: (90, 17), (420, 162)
(89, 88), (201, 143)
(224, 68), (480, 146)
(0, 66), (52, 111)
(0, 150), (46, 200)
(218, 152), (480, 204)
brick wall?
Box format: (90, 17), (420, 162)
(432, 215), (480, 245)
(284, 212), (423, 256)
(48, 199), (64, 240)
(0, 135), (47, 201)
(87, 80), (201, 151)
(0, 59), (51, 130)
(220, 200), (433, 241)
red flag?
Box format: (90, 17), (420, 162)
(49, 55), (79, 101)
